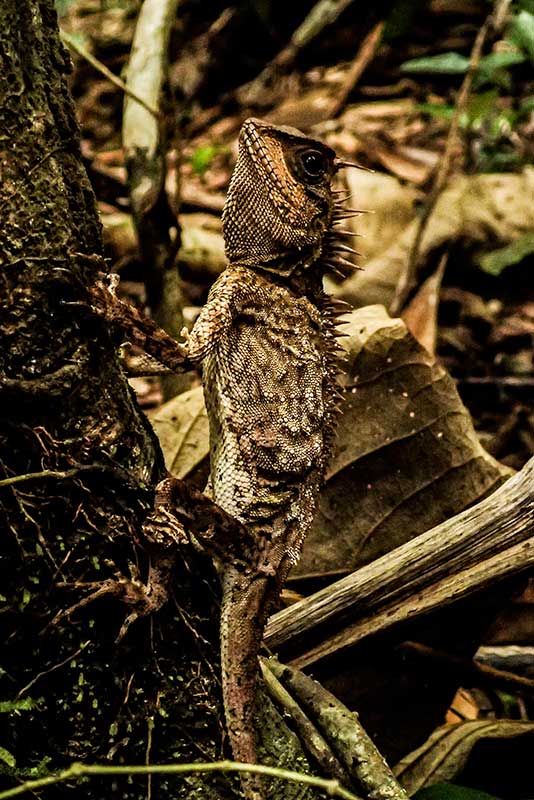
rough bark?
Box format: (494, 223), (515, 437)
(0, 3), (224, 798)
(0, 6), (322, 799)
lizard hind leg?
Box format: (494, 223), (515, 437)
(220, 571), (271, 800)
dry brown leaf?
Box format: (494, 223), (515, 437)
(296, 305), (511, 576)
(100, 210), (225, 273)
(149, 385), (209, 479)
(151, 308), (510, 580)
(402, 256), (446, 354)
(366, 140), (433, 184)
(340, 170), (420, 265)
(394, 719), (534, 794)
(342, 168), (534, 309)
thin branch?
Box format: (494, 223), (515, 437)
(401, 641), (534, 697)
(389, 2), (502, 314)
(16, 642), (89, 699)
(0, 760), (363, 800)
(0, 467), (96, 488)
(60, 31), (160, 118)
(331, 21), (385, 118)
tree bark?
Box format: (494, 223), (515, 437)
(0, 6), (321, 799)
(0, 4), (226, 797)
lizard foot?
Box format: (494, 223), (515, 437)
(48, 557), (175, 642)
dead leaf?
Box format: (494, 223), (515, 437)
(342, 169), (420, 265)
(100, 210), (225, 273)
(402, 256), (447, 354)
(394, 719), (534, 794)
(149, 385), (209, 479)
(296, 306), (511, 576)
(366, 139), (432, 184)
(342, 168), (534, 309)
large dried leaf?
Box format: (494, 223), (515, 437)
(342, 168), (534, 308)
(394, 720), (534, 795)
(297, 306), (511, 576)
(340, 169), (420, 265)
(149, 385), (209, 479)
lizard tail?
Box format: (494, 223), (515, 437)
(220, 573), (269, 800)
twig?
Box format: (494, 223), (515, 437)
(460, 376), (534, 388)
(0, 466), (96, 488)
(260, 658), (351, 787)
(0, 760), (362, 800)
(264, 658), (409, 800)
(331, 21), (385, 118)
(16, 642), (89, 699)
(238, 0), (358, 103)
(60, 31), (160, 118)
(402, 641), (534, 696)
(389, 3), (500, 314)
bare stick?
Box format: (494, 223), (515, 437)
(60, 31), (160, 118)
(265, 455), (534, 667)
(389, 4), (499, 314)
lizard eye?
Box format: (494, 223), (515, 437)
(300, 149), (328, 179)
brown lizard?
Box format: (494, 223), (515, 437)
(174, 118), (357, 798)
(84, 118), (358, 798)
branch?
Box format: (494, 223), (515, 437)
(389, 2), (499, 314)
(60, 31), (160, 118)
(265, 455), (534, 667)
(0, 760), (362, 800)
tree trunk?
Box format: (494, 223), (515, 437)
(0, 6), (318, 799)
(0, 3), (226, 797)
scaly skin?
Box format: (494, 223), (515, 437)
(181, 119), (356, 799)
(80, 117), (357, 800)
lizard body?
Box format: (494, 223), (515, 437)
(181, 119), (356, 798)
(74, 119), (357, 798)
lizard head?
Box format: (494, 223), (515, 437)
(223, 118), (345, 277)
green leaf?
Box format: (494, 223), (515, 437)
(189, 145), (218, 177)
(414, 783), (501, 800)
(417, 102), (455, 120)
(476, 231), (534, 275)
(475, 50), (526, 88)
(466, 90), (499, 128)
(400, 52), (470, 74)
(0, 747), (15, 769)
(0, 697), (41, 713)
(517, 95), (534, 120)
(509, 10), (534, 62)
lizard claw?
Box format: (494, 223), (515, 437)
(180, 326), (191, 345)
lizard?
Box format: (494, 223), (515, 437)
(81, 117), (359, 799)
(172, 118), (358, 799)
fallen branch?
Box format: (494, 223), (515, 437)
(265, 455), (534, 667)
